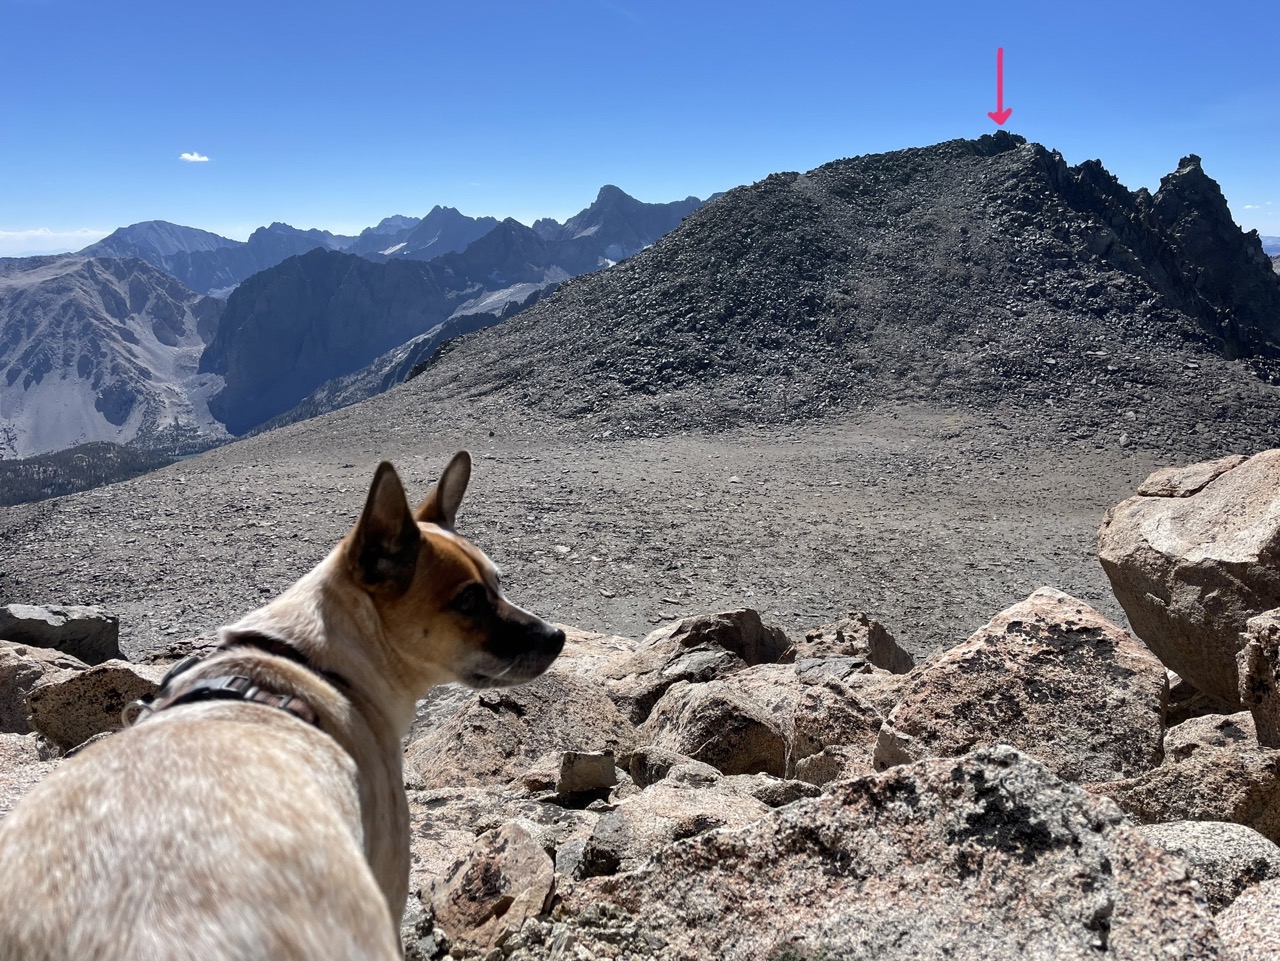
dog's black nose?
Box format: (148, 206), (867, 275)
(546, 626), (566, 655)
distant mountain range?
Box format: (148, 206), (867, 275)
(73, 187), (705, 297)
(0, 256), (225, 458)
(1260, 235), (1280, 255)
(79, 221), (352, 296)
(0, 186), (710, 457)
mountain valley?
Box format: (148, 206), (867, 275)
(0, 187), (710, 464)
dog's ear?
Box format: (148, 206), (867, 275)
(415, 451), (472, 529)
(347, 461), (421, 594)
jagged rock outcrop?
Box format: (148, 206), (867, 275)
(1098, 449), (1280, 707)
(875, 588), (1167, 782)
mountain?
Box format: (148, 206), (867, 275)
(1260, 235), (1280, 255)
(340, 215), (423, 257)
(357, 206), (500, 262)
(80, 221), (240, 259)
(246, 287), (555, 436)
(78, 221), (356, 296)
(198, 215), (583, 434)
(398, 133), (1280, 453)
(197, 190), (709, 436)
(534, 186), (705, 265)
(0, 256), (226, 458)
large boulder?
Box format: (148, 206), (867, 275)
(424, 822), (555, 955)
(25, 659), (167, 753)
(1134, 821), (1280, 913)
(1097, 450), (1280, 707)
(576, 779), (771, 878)
(0, 604), (120, 665)
(604, 609), (792, 724)
(1090, 712), (1280, 844)
(637, 677), (789, 777)
(0, 641), (87, 734)
(404, 670), (636, 790)
(1239, 609), (1280, 747)
(522, 746), (1222, 960)
(875, 588), (1167, 783)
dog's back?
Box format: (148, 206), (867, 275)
(0, 701), (401, 961)
(0, 452), (564, 959)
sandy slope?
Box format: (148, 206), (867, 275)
(0, 399), (1174, 663)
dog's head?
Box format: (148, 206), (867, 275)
(343, 451), (564, 690)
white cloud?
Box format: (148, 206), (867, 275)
(180, 151), (210, 163)
(0, 227), (110, 257)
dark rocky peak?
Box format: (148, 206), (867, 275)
(532, 217), (562, 240)
(435, 218), (551, 284)
(384, 206), (500, 262)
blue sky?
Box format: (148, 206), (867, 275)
(1, 0), (1277, 256)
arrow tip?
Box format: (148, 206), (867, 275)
(987, 108), (1013, 126)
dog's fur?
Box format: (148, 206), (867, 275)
(0, 452), (564, 960)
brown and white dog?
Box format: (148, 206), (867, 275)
(0, 451), (564, 960)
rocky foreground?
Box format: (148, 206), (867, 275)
(3, 450), (1280, 959)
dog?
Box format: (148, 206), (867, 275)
(0, 451), (565, 960)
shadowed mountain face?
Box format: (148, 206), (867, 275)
(198, 191), (710, 435)
(536, 185), (705, 263)
(399, 133), (1280, 451)
(0, 256), (226, 457)
(352, 206), (501, 262)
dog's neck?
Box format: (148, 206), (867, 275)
(220, 553), (439, 741)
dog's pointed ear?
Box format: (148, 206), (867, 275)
(414, 451), (472, 529)
(347, 461), (421, 594)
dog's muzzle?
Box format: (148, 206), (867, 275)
(462, 616), (565, 689)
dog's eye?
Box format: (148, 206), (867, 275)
(451, 585), (485, 616)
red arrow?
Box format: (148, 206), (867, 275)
(988, 47), (1012, 125)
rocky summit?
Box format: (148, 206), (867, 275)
(404, 133), (1280, 454)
